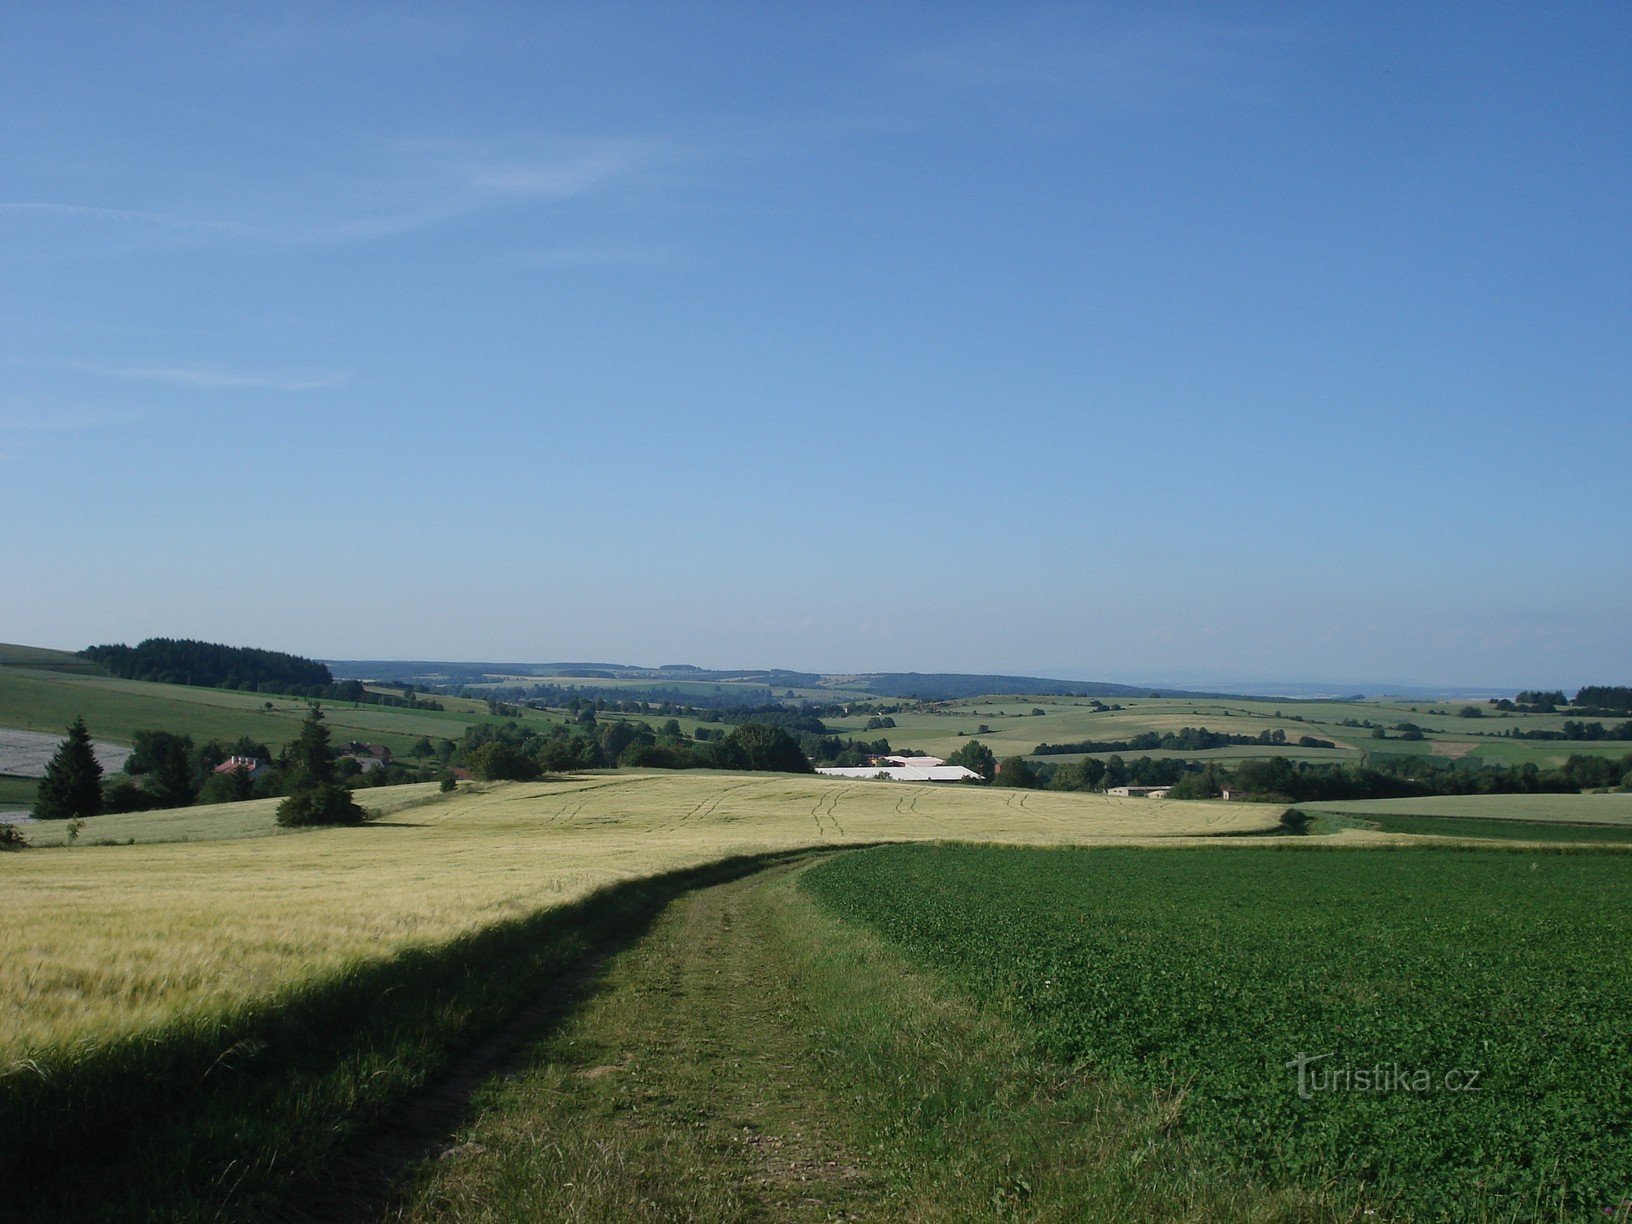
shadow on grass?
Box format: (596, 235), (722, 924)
(0, 847), (841, 1222)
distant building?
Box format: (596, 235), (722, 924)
(212, 756), (270, 781)
(816, 765), (982, 783)
(879, 755), (945, 768)
(1105, 785), (1172, 799)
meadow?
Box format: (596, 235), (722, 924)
(804, 843), (1632, 1220)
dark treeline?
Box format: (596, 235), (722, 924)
(1509, 720), (1632, 742)
(1033, 726), (1335, 756)
(1162, 753), (1632, 803)
(1495, 687), (1631, 715)
(1572, 686), (1632, 713)
(981, 746), (1632, 801)
(84, 638), (333, 690)
(458, 718), (812, 778)
(79, 638), (443, 710)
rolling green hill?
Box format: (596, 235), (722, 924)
(0, 666), (563, 755)
(0, 642), (107, 676)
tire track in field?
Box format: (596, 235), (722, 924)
(900, 785), (957, 833)
(663, 780), (757, 833)
(812, 784), (853, 836)
(827, 786), (854, 835)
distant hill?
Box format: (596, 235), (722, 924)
(0, 643), (108, 676)
(835, 673), (1211, 700)
(324, 659), (1220, 702)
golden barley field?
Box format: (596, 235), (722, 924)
(0, 771), (1278, 1060)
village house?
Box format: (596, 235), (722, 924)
(211, 756), (270, 781)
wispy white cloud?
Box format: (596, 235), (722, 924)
(1, 135), (682, 249)
(106, 363), (346, 391)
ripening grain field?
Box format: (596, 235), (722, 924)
(805, 844), (1632, 1221)
(0, 771), (1273, 1059)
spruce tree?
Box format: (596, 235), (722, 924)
(35, 716), (104, 820)
(276, 704), (365, 827)
(149, 735), (199, 809)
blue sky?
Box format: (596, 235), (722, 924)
(2, 2), (1627, 689)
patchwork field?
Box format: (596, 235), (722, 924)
(823, 694), (1632, 771)
(805, 843), (1632, 1220)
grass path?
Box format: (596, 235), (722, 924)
(392, 863), (885, 1221)
(391, 860), (1319, 1222)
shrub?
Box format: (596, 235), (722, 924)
(0, 824), (26, 852)
(466, 741), (541, 782)
(102, 779), (159, 814)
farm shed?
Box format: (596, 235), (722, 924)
(816, 765), (982, 782)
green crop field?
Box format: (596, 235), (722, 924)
(1303, 792), (1632, 825)
(0, 776), (36, 808)
(0, 641), (108, 674)
(1321, 811), (1632, 844)
(804, 843), (1632, 1220)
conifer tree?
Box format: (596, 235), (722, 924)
(149, 735), (199, 809)
(35, 716), (104, 820)
(276, 704), (365, 826)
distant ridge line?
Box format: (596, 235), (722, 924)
(321, 659), (1255, 702)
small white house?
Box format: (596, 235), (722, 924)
(1105, 785), (1172, 798)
